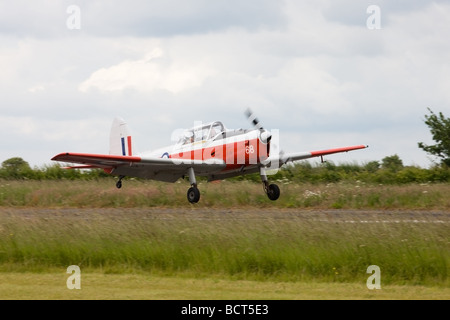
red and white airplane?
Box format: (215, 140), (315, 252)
(51, 110), (368, 203)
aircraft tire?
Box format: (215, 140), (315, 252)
(116, 180), (122, 189)
(266, 184), (280, 201)
(187, 187), (200, 203)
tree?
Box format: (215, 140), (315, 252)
(418, 108), (450, 167)
(0, 157), (33, 179)
(364, 161), (380, 173)
(381, 154), (403, 172)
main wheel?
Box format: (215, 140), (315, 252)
(116, 180), (122, 189)
(187, 187), (200, 203)
(266, 183), (280, 201)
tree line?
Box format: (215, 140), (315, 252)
(0, 157), (109, 180)
(1, 154), (449, 184)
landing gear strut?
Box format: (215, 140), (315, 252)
(186, 167), (200, 203)
(260, 167), (280, 201)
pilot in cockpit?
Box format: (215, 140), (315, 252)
(181, 131), (194, 145)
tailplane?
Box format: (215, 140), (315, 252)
(109, 117), (134, 156)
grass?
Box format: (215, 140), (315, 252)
(1, 272), (449, 299)
(0, 179), (448, 299)
(1, 179), (450, 210)
(0, 207), (448, 288)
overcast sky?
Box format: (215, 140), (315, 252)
(1, 0), (449, 168)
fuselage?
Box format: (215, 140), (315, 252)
(142, 127), (270, 173)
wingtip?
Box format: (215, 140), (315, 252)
(51, 152), (68, 161)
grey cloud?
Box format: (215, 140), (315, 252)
(0, 0), (287, 38)
(83, 0), (288, 37)
(0, 1), (78, 38)
(322, 0), (447, 27)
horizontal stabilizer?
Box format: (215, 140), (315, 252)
(51, 152), (141, 168)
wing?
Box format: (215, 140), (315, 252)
(264, 145), (368, 167)
(51, 152), (226, 182)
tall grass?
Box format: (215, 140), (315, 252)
(1, 179), (450, 210)
(0, 210), (447, 286)
(0, 179), (448, 286)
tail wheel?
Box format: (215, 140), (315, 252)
(266, 184), (280, 201)
(116, 175), (125, 189)
(187, 187), (200, 203)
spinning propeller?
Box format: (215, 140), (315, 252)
(245, 108), (286, 165)
(245, 108), (272, 144)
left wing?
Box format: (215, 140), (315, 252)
(51, 152), (226, 182)
(263, 145), (369, 167)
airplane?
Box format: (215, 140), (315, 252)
(51, 110), (368, 203)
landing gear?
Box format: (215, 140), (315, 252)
(265, 183), (280, 201)
(186, 167), (200, 203)
(260, 167), (280, 201)
(187, 186), (200, 203)
(116, 175), (125, 189)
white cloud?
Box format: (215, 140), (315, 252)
(79, 48), (216, 94)
(28, 84), (46, 93)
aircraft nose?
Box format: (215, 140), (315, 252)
(259, 129), (272, 144)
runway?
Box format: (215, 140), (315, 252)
(1, 207), (448, 224)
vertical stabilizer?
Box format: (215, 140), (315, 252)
(110, 117), (134, 156)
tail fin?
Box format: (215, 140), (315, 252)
(109, 117), (134, 156)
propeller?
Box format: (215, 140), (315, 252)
(245, 108), (272, 144)
(245, 108), (264, 130)
(245, 108), (286, 169)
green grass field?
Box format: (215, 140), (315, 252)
(1, 272), (448, 299)
(0, 180), (449, 299)
(1, 179), (450, 210)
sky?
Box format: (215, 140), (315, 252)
(1, 0), (450, 168)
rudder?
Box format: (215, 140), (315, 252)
(110, 117), (134, 156)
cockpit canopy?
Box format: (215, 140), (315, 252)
(178, 121), (226, 145)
